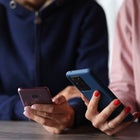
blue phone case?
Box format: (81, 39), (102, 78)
(66, 68), (133, 121)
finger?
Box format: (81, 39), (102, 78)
(103, 110), (134, 135)
(55, 86), (81, 101)
(101, 106), (132, 133)
(85, 90), (100, 122)
(25, 108), (65, 123)
(28, 105), (69, 121)
(52, 95), (66, 104)
(132, 112), (140, 122)
(80, 93), (89, 106)
(106, 106), (131, 129)
(105, 121), (132, 136)
(24, 109), (59, 127)
(87, 90), (101, 114)
(90, 99), (121, 130)
(30, 104), (59, 113)
(98, 99), (121, 123)
(24, 107), (68, 129)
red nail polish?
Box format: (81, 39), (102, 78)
(134, 113), (140, 118)
(94, 91), (99, 97)
(125, 106), (131, 113)
(113, 99), (120, 106)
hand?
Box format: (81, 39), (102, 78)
(56, 86), (81, 101)
(23, 95), (75, 134)
(81, 90), (140, 136)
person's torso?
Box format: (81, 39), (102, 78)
(0, 0), (108, 95)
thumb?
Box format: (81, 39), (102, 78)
(52, 95), (66, 104)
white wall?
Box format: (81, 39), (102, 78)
(96, 0), (124, 68)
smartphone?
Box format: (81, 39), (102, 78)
(18, 86), (52, 106)
(66, 68), (133, 121)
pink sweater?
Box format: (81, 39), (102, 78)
(109, 0), (140, 113)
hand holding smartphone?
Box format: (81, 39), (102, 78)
(66, 68), (133, 121)
(18, 86), (52, 106)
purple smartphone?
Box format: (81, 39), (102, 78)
(18, 87), (52, 106)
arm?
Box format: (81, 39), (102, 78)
(80, 0), (140, 136)
(0, 94), (27, 120)
(76, 1), (109, 85)
(109, 0), (137, 112)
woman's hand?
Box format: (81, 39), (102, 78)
(81, 90), (140, 136)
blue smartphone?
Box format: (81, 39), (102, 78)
(66, 68), (133, 121)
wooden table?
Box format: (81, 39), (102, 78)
(0, 121), (139, 140)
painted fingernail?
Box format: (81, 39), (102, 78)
(94, 91), (99, 97)
(31, 105), (36, 109)
(134, 113), (140, 118)
(113, 99), (120, 106)
(125, 106), (131, 113)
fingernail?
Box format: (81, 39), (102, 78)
(134, 112), (140, 118)
(94, 91), (99, 97)
(113, 99), (120, 106)
(31, 105), (36, 109)
(125, 106), (131, 113)
(23, 111), (26, 115)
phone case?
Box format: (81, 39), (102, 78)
(18, 87), (52, 106)
(66, 68), (133, 121)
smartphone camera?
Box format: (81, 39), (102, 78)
(32, 94), (39, 99)
(70, 76), (91, 91)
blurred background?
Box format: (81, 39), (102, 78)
(96, 0), (124, 68)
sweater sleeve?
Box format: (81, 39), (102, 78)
(0, 94), (26, 120)
(109, 0), (137, 112)
(0, 93), (28, 120)
(14, 96), (28, 120)
(68, 97), (89, 127)
(76, 1), (109, 85)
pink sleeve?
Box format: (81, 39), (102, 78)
(109, 0), (137, 112)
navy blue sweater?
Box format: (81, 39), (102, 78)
(0, 0), (108, 125)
